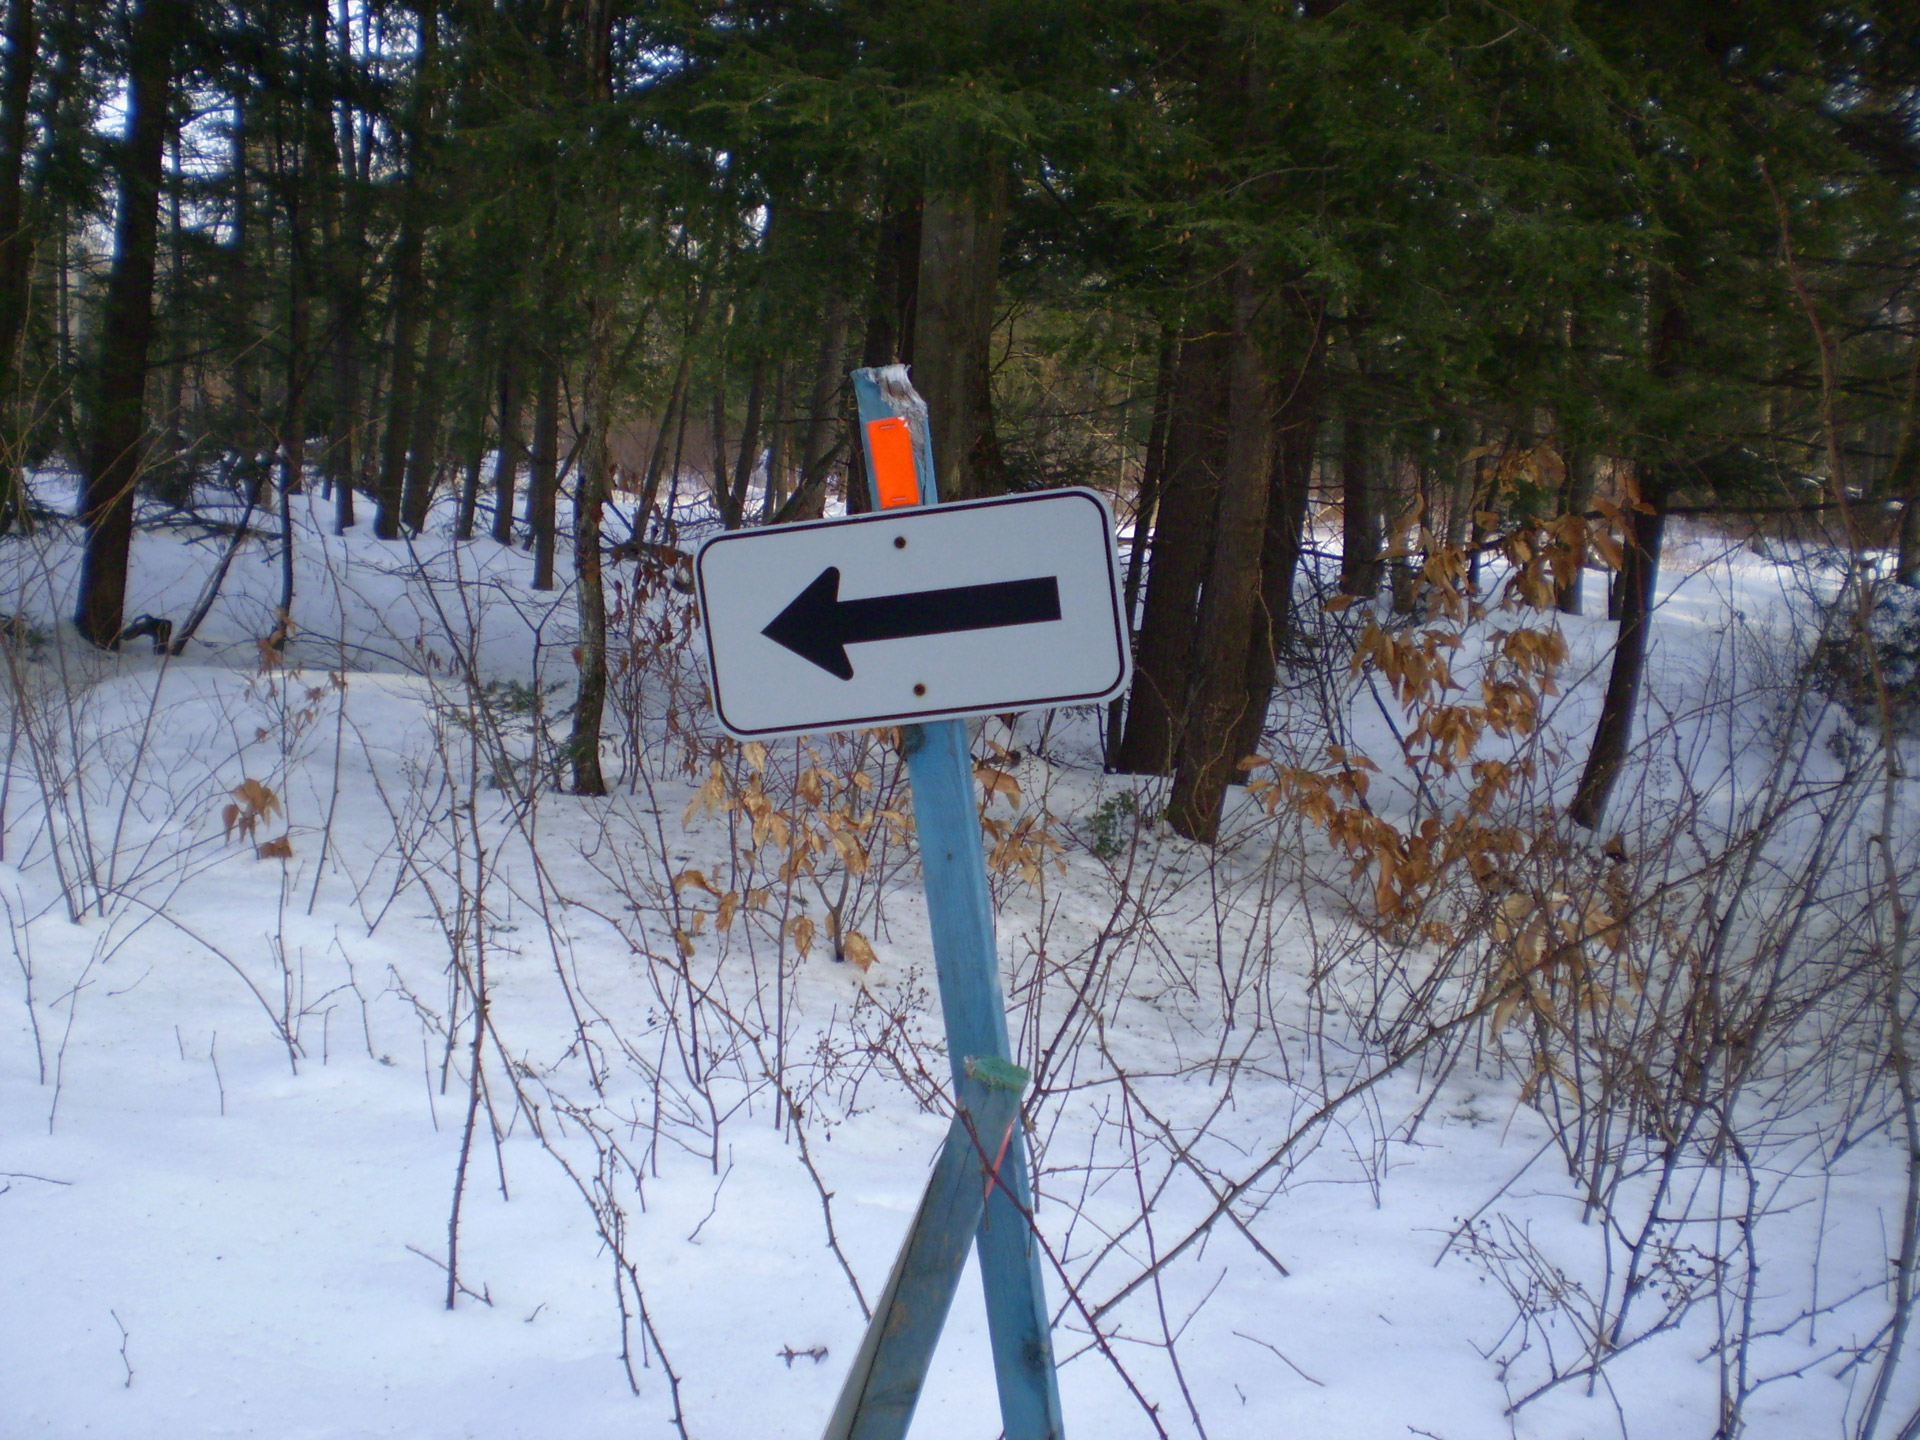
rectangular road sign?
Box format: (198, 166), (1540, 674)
(695, 487), (1131, 739)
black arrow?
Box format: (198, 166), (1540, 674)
(762, 566), (1062, 679)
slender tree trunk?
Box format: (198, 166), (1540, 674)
(0, 0), (39, 531)
(358, 329), (388, 498)
(1339, 404), (1379, 598)
(564, 0), (615, 794)
(1168, 263), (1272, 842)
(774, 290), (850, 524)
(967, 336), (1010, 497)
(1106, 326), (1176, 766)
(1570, 265), (1692, 829)
(851, 179), (921, 517)
(1112, 322), (1229, 774)
(569, 290), (613, 795)
(453, 348), (490, 540)
(1888, 336), (1920, 586)
(1900, 496), (1920, 589)
(229, 95), (267, 505)
(75, 0), (178, 647)
(1443, 421), (1478, 552)
(662, 370), (692, 533)
(55, 206), (74, 453)
(1125, 329), (1178, 625)
(28, 10), (89, 474)
(399, 296), (450, 532)
(157, 126), (186, 499)
(527, 351), (560, 590)
(708, 372), (728, 517)
(723, 348), (764, 528)
(1569, 469), (1670, 829)
(912, 156), (1008, 502)
(277, 168), (312, 624)
(0, 0), (35, 362)
(374, 231), (422, 538)
(1233, 299), (1324, 768)
(323, 0), (359, 531)
(371, 7), (434, 539)
(638, 371), (683, 524)
(760, 358), (789, 521)
(860, 177), (920, 372)
(324, 177), (358, 531)
(490, 351), (521, 543)
(1558, 450), (1599, 614)
(329, 340), (358, 530)
(638, 270), (709, 525)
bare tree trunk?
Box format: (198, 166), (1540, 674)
(1890, 337), (1920, 586)
(1569, 467), (1670, 830)
(1339, 403), (1380, 598)
(848, 176), (921, 517)
(328, 343), (358, 531)
(371, 6), (434, 540)
(75, 0), (178, 647)
(399, 295), (450, 532)
(1168, 263), (1272, 842)
(324, 0), (361, 532)
(1443, 420), (1477, 552)
(1901, 498), (1920, 589)
(775, 290), (850, 524)
(1105, 326), (1177, 766)
(228, 95), (266, 506)
(1233, 298), (1323, 768)
(569, 290), (613, 795)
(157, 116), (187, 498)
(708, 371), (728, 516)
(1557, 450), (1599, 614)
(565, 0), (615, 795)
(323, 166), (358, 530)
(1111, 321), (1229, 774)
(722, 347), (764, 528)
(373, 231), (422, 538)
(22, 6), (89, 475)
(453, 350), (490, 540)
(859, 177), (920, 372)
(638, 369), (684, 524)
(489, 351), (520, 543)
(527, 350), (560, 590)
(276, 155), (314, 624)
(0, 0), (38, 531)
(760, 358), (789, 521)
(638, 271), (709, 526)
(912, 156), (1008, 502)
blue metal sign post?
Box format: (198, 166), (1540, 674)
(821, 1055), (1029, 1440)
(829, 366), (1067, 1440)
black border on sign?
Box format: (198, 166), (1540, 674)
(694, 487), (1132, 740)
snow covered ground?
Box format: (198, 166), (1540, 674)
(2, 477), (1914, 1439)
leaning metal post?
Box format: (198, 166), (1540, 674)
(837, 365), (1066, 1440)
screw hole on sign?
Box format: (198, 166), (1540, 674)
(894, 536), (907, 549)
(914, 683), (927, 697)
(866, 417), (920, 508)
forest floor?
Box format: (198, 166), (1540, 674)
(1, 474), (1912, 1440)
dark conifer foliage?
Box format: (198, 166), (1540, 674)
(5, 0), (1914, 828)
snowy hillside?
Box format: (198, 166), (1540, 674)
(3, 475), (1916, 1440)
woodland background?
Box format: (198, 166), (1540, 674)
(1, 0), (1915, 834)
(7, 4), (1920, 1439)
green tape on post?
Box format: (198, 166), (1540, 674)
(822, 1058), (1029, 1440)
(832, 367), (1066, 1440)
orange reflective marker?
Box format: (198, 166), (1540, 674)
(866, 416), (921, 508)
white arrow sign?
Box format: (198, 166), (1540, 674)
(695, 488), (1131, 739)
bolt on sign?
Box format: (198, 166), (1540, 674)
(702, 366), (1078, 1440)
(695, 488), (1132, 740)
